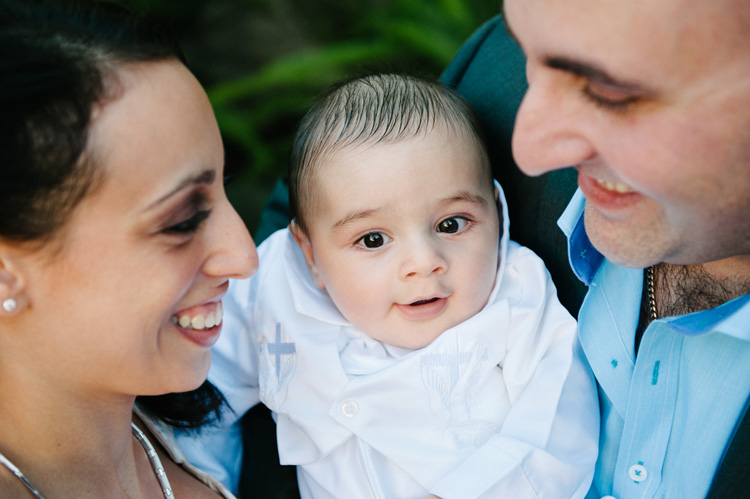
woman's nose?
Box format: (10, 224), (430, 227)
(512, 61), (595, 176)
(202, 201), (258, 280)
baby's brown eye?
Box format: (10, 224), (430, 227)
(438, 219), (459, 233)
(358, 232), (386, 249)
(437, 217), (469, 234)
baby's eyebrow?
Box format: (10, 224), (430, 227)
(439, 191), (489, 208)
(329, 191), (488, 232)
(330, 208), (381, 232)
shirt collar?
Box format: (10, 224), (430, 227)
(557, 188), (603, 286)
(661, 294), (750, 341)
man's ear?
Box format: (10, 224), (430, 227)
(288, 222), (326, 290)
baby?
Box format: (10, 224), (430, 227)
(179, 73), (598, 498)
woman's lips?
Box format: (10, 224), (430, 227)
(395, 297), (448, 321)
(173, 302), (223, 330)
(171, 301), (224, 347)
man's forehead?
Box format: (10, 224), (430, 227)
(504, 0), (749, 83)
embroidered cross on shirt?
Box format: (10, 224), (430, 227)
(267, 322), (296, 378)
(420, 351), (473, 391)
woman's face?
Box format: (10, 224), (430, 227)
(10, 60), (257, 399)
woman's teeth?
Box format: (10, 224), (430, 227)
(172, 303), (223, 330)
(596, 178), (632, 193)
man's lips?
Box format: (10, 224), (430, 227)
(594, 178), (632, 194)
(578, 172), (643, 211)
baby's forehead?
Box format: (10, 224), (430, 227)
(307, 134), (489, 199)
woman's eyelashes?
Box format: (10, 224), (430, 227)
(163, 209), (212, 235)
(160, 192), (212, 237)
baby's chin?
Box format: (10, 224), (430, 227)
(364, 312), (477, 351)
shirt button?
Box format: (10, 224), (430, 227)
(601, 496), (617, 499)
(341, 400), (359, 418)
(628, 463), (648, 482)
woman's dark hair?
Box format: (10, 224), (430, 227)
(0, 0), (224, 429)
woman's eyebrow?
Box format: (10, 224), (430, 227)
(148, 170), (215, 209)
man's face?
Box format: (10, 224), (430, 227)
(505, 0), (750, 268)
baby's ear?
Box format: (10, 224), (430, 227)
(288, 222), (326, 290)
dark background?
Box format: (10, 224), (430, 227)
(126, 0), (501, 233)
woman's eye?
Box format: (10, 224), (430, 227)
(437, 217), (469, 234)
(163, 209), (212, 235)
(356, 232), (390, 249)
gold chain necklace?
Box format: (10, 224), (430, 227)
(0, 423), (174, 498)
(646, 265), (659, 322)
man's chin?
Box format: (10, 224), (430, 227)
(584, 209), (661, 270)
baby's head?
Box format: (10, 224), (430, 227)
(289, 73), (500, 349)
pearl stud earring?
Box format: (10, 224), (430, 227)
(2, 298), (17, 313)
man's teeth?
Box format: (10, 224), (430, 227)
(596, 178), (632, 193)
(172, 303), (223, 330)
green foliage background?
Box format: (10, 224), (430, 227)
(127, 0), (500, 233)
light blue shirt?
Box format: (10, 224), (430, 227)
(559, 190), (750, 499)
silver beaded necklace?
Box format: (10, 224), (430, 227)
(0, 423), (174, 498)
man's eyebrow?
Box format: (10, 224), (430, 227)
(501, 10), (651, 94)
(148, 169), (215, 209)
(543, 56), (648, 92)
(330, 208), (381, 232)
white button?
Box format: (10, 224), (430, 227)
(341, 400), (359, 418)
(601, 496), (617, 499)
(628, 463), (648, 482)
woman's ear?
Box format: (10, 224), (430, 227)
(288, 222), (326, 290)
(0, 248), (28, 316)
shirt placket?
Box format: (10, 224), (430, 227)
(613, 322), (684, 498)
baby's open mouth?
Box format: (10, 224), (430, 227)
(410, 297), (439, 306)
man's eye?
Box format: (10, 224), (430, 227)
(163, 209), (211, 235)
(437, 217), (469, 234)
(582, 84), (638, 112)
(356, 232), (390, 249)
